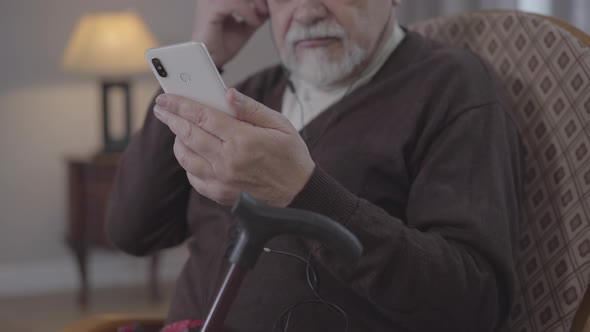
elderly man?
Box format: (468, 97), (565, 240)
(107, 0), (522, 331)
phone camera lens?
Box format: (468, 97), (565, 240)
(151, 58), (167, 78)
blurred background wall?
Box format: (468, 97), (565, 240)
(0, 0), (587, 299)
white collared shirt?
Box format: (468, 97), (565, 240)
(281, 23), (406, 131)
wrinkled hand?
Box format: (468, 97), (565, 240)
(192, 0), (269, 67)
(153, 89), (315, 207)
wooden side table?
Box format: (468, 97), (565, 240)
(65, 154), (160, 308)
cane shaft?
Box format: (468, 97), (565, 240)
(201, 264), (247, 332)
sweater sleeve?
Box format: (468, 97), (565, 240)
(105, 66), (285, 257)
(289, 102), (522, 331)
(106, 91), (192, 256)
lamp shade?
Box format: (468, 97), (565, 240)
(62, 12), (158, 78)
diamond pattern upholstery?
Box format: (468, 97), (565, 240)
(410, 11), (590, 332)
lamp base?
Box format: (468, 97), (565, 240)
(101, 81), (132, 153)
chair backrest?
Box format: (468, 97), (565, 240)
(409, 10), (590, 332)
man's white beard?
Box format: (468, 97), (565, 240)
(281, 22), (368, 89)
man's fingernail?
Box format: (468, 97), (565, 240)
(229, 88), (244, 105)
(153, 105), (166, 119)
(155, 95), (168, 107)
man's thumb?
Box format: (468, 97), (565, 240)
(226, 88), (285, 129)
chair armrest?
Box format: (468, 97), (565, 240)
(61, 314), (165, 332)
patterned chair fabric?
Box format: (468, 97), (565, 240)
(409, 11), (590, 332)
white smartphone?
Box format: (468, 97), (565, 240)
(145, 41), (233, 116)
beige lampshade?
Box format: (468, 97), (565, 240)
(62, 12), (158, 78)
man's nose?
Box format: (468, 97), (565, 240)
(292, 0), (329, 25)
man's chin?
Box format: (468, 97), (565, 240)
(290, 59), (353, 89)
(285, 54), (339, 86)
(284, 46), (368, 89)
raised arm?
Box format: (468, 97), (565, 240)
(106, 91), (192, 256)
(106, 0), (270, 256)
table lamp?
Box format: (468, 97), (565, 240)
(62, 11), (158, 153)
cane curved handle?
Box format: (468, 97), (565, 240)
(229, 192), (363, 269)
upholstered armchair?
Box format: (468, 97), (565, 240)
(410, 10), (590, 332)
(62, 10), (590, 332)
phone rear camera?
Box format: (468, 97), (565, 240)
(151, 58), (168, 78)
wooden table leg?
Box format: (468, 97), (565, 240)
(67, 161), (90, 309)
(70, 242), (89, 309)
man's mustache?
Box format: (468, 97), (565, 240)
(286, 22), (347, 48)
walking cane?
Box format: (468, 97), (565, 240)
(200, 192), (363, 332)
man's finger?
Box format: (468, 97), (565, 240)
(252, 0), (269, 17)
(173, 137), (216, 179)
(229, 0), (264, 27)
(186, 173), (237, 206)
(156, 94), (237, 141)
(226, 88), (292, 132)
(154, 105), (223, 162)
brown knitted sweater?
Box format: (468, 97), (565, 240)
(107, 31), (522, 332)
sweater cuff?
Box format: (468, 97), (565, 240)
(288, 166), (359, 226)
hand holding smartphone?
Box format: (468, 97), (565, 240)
(145, 42), (234, 116)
